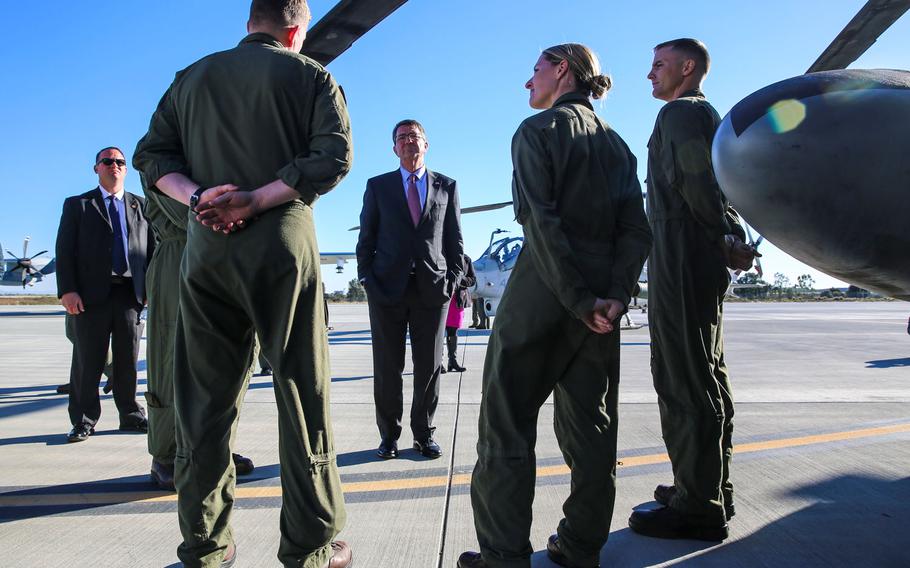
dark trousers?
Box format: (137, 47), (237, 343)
(367, 277), (447, 442)
(174, 204), (343, 568)
(445, 326), (459, 364)
(68, 281), (144, 426)
(470, 253), (620, 568)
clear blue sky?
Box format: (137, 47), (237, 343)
(2, 0), (907, 295)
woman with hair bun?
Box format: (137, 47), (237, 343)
(458, 43), (652, 568)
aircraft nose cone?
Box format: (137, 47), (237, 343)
(712, 69), (910, 299)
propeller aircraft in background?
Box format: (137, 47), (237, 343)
(1, 237), (56, 288)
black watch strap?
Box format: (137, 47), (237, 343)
(189, 187), (207, 213)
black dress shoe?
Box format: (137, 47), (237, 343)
(448, 360), (467, 373)
(324, 540), (352, 568)
(232, 453), (255, 476)
(102, 380), (113, 394)
(221, 543), (236, 568)
(629, 506), (728, 541)
(260, 366), (273, 376)
(56, 383), (70, 394)
(546, 534), (598, 567)
(151, 460), (176, 491)
(654, 484), (735, 521)
(377, 439), (399, 459)
(119, 416), (148, 432)
(413, 437), (442, 459)
(66, 422), (94, 443)
(456, 551), (488, 567)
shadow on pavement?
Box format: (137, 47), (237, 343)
(328, 329), (372, 346)
(0, 472), (171, 523)
(588, 475), (910, 568)
(0, 310), (67, 317)
(865, 357), (910, 368)
(337, 446), (440, 466)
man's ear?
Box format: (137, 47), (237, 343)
(287, 24), (305, 48)
(681, 58), (696, 77)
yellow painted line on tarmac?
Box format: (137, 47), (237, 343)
(3, 423), (909, 508)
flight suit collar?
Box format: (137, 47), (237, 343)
(239, 32), (285, 49)
(679, 88), (705, 99)
(552, 91), (593, 110)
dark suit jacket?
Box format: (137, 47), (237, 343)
(56, 187), (154, 306)
(356, 169), (464, 306)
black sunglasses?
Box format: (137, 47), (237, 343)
(98, 158), (127, 167)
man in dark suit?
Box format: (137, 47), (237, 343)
(56, 146), (153, 443)
(356, 119), (464, 460)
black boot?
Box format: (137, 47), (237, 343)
(445, 329), (466, 372)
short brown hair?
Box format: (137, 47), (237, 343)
(249, 0), (310, 28)
(655, 38), (711, 74)
(392, 119), (426, 142)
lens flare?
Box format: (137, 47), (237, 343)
(767, 99), (806, 133)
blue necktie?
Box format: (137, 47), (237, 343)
(108, 196), (128, 276)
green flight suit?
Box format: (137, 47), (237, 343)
(142, 187), (186, 465)
(144, 184), (259, 466)
(646, 88), (744, 522)
(471, 92), (651, 568)
(134, 33), (352, 568)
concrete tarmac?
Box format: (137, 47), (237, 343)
(1, 301), (908, 567)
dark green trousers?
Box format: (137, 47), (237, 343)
(174, 203), (344, 568)
(471, 255), (620, 568)
(145, 235), (184, 465)
(648, 222), (733, 522)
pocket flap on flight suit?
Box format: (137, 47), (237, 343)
(308, 451), (336, 470)
(144, 391), (164, 408)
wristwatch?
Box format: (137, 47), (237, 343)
(189, 187), (207, 213)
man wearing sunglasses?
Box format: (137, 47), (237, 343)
(55, 146), (154, 443)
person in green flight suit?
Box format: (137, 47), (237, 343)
(133, 1), (353, 567)
(628, 38), (758, 542)
(142, 180), (255, 492)
(458, 43), (652, 568)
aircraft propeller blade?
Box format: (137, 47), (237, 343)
(300, 0), (409, 66)
(806, 0), (910, 73)
(5, 250), (20, 260)
(22, 237), (30, 259)
(31, 250), (48, 259)
(461, 201), (513, 215)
